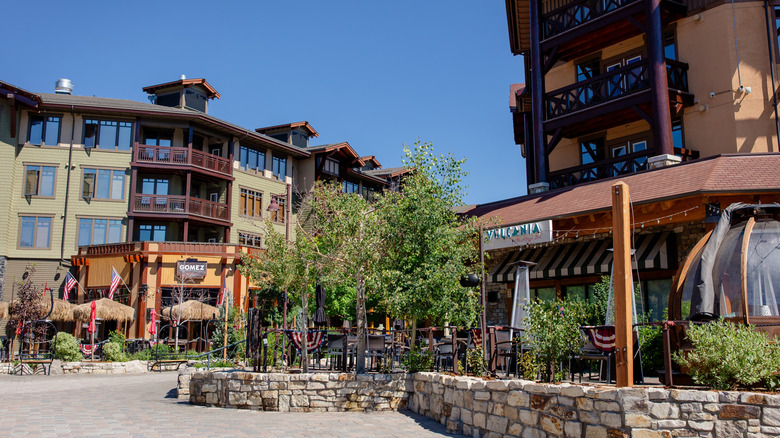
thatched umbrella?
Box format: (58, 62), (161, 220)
(74, 298), (135, 322)
(9, 298), (77, 322)
(161, 300), (219, 321)
(0, 301), (8, 319)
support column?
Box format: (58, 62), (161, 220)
(128, 167), (138, 241)
(529, 0), (547, 184)
(646, 0), (673, 155)
(612, 182), (634, 387)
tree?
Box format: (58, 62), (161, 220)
(8, 266), (48, 361)
(376, 141), (482, 336)
(240, 220), (320, 371)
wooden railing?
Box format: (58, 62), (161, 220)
(83, 242), (142, 256)
(548, 147), (699, 188)
(80, 242), (243, 257)
(545, 59), (689, 120)
(132, 194), (229, 221)
(542, 0), (640, 38)
(134, 145), (232, 176)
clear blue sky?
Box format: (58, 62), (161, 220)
(4, 1), (526, 205)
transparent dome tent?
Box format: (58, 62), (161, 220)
(668, 203), (780, 342)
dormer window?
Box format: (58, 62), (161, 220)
(184, 89), (207, 112)
(318, 157), (340, 176)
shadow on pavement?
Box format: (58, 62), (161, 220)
(397, 409), (463, 437)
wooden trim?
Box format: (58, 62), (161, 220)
(740, 217), (756, 324)
(668, 229), (712, 321)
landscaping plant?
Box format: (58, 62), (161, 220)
(522, 299), (589, 382)
(401, 345), (433, 373)
(53, 332), (82, 362)
(673, 319), (780, 390)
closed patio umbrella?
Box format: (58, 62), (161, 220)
(313, 284), (327, 327)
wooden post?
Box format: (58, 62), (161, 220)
(612, 182), (634, 387)
(479, 224), (489, 367)
(223, 302), (229, 361)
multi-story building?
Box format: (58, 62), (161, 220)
(466, 0), (780, 325)
(0, 77), (396, 339)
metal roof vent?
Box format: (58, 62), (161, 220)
(55, 78), (73, 95)
(179, 74), (186, 80)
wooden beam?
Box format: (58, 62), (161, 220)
(545, 128), (563, 155)
(612, 181), (633, 388)
(740, 217), (756, 325)
(543, 46), (559, 74)
(627, 16), (645, 33)
(631, 105), (653, 124)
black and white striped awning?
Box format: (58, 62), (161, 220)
(490, 231), (675, 283)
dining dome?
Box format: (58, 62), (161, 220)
(669, 203), (780, 337)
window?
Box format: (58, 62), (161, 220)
(580, 137), (605, 180)
(672, 118), (684, 150)
(82, 169), (126, 200)
(530, 287), (556, 302)
(664, 31), (677, 61)
(317, 157), (340, 176)
(272, 155), (287, 180)
(184, 89), (207, 112)
(342, 180), (359, 194)
(271, 196), (286, 223)
(19, 216), (52, 249)
(362, 186), (376, 202)
(240, 146), (265, 172)
(78, 218), (123, 246)
(84, 119), (132, 150)
(24, 165), (56, 197)
(238, 231), (262, 248)
(575, 58), (600, 105)
(28, 115), (61, 146)
(141, 178), (168, 195)
(606, 55), (643, 97)
(138, 224), (166, 241)
(143, 129), (173, 147)
(291, 131), (308, 148)
(240, 188), (262, 218)
(610, 139), (648, 175)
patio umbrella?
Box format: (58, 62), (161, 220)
(161, 300), (219, 321)
(313, 284), (327, 327)
(74, 298), (135, 322)
(0, 301), (8, 319)
(149, 309), (157, 336)
(8, 298), (77, 322)
(87, 301), (97, 335)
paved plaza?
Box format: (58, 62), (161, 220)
(0, 372), (460, 438)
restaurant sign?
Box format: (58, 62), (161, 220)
(176, 260), (208, 279)
(484, 220), (553, 250)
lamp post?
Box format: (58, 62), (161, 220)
(267, 183), (292, 366)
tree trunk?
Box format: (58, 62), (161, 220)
(355, 266), (367, 374)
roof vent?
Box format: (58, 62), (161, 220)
(179, 74), (186, 80)
(55, 78), (73, 95)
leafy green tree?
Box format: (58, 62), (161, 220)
(376, 141), (482, 335)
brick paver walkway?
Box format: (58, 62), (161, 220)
(0, 372), (460, 437)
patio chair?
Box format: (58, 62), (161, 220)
(491, 328), (519, 377)
(576, 327), (612, 383)
(326, 333), (349, 370)
(366, 335), (386, 371)
(435, 341), (455, 372)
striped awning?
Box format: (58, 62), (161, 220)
(490, 231), (674, 283)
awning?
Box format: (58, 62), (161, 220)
(490, 231), (675, 283)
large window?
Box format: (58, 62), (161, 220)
(138, 224), (166, 241)
(240, 188), (263, 218)
(143, 129), (173, 147)
(83, 169), (126, 200)
(141, 178), (169, 195)
(84, 119), (132, 150)
(19, 216), (52, 249)
(78, 218), (123, 246)
(240, 146), (265, 172)
(24, 165), (56, 197)
(271, 195), (286, 223)
(272, 155), (287, 180)
(342, 180), (359, 194)
(28, 115), (61, 146)
(317, 157), (340, 176)
(238, 231), (262, 248)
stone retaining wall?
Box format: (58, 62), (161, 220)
(0, 359), (182, 375)
(188, 370), (413, 412)
(409, 373), (780, 437)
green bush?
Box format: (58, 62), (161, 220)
(102, 342), (127, 362)
(466, 346), (487, 376)
(673, 320), (780, 390)
(53, 332), (83, 362)
(401, 345), (433, 373)
(523, 299), (589, 382)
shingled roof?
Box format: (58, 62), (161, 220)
(464, 154), (780, 226)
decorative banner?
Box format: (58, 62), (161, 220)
(176, 260), (208, 279)
(483, 220), (553, 250)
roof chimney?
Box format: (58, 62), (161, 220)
(55, 78), (73, 95)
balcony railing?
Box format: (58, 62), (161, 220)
(134, 145), (232, 176)
(545, 59), (689, 120)
(79, 241), (246, 257)
(132, 194), (229, 222)
(543, 0), (640, 39)
(548, 146), (699, 188)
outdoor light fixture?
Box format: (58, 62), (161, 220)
(267, 197), (280, 212)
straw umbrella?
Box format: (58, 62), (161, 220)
(73, 298), (135, 322)
(162, 300), (219, 351)
(9, 298), (76, 322)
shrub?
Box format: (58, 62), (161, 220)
(102, 342), (127, 362)
(673, 320), (780, 390)
(401, 345), (433, 373)
(53, 332), (83, 362)
(522, 299), (588, 382)
(466, 346), (487, 376)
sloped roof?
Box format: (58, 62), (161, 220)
(256, 121), (319, 138)
(37, 92), (310, 158)
(0, 80), (41, 109)
(364, 166), (408, 178)
(464, 154), (780, 226)
(142, 78), (220, 99)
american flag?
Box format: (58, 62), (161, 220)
(218, 282), (228, 306)
(108, 267), (121, 300)
(63, 272), (77, 300)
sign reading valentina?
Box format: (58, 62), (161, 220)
(176, 260), (208, 279)
(483, 220), (553, 250)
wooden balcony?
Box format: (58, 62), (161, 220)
(132, 194), (230, 224)
(76, 241), (248, 258)
(544, 59), (693, 137)
(133, 145), (233, 179)
(548, 146), (699, 188)
(541, 0), (686, 60)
